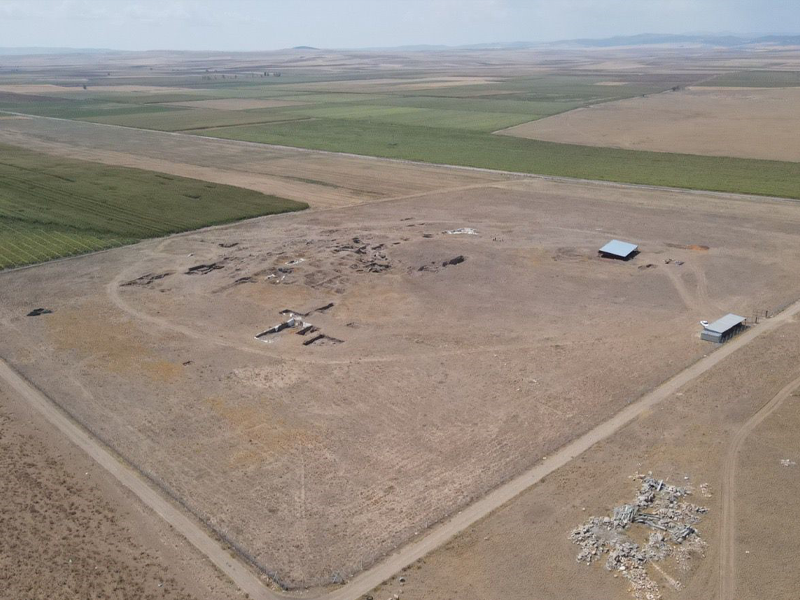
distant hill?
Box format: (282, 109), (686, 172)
(549, 33), (800, 48)
(292, 46), (319, 50)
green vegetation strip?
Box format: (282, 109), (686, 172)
(196, 119), (800, 200)
(0, 144), (306, 270)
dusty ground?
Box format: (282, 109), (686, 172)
(385, 315), (800, 600)
(499, 86), (800, 162)
(0, 382), (239, 600)
(0, 115), (508, 209)
(2, 175), (800, 590)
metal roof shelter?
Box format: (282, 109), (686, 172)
(599, 239), (639, 260)
(701, 313), (746, 343)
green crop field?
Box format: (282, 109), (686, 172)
(0, 144), (306, 270)
(196, 119), (800, 199)
(4, 69), (800, 199)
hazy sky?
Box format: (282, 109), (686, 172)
(1, 0), (799, 51)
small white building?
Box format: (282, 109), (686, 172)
(701, 314), (746, 343)
(599, 239), (639, 261)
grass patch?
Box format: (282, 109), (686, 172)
(0, 144), (306, 270)
(197, 118), (800, 199)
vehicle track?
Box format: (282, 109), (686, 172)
(718, 371), (800, 600)
(3, 297), (800, 600)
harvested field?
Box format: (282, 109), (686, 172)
(499, 86), (800, 162)
(2, 176), (800, 589)
(0, 383), (236, 600)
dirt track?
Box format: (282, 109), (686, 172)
(718, 372), (800, 600)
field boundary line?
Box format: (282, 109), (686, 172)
(3, 294), (800, 599)
(2, 110), (800, 205)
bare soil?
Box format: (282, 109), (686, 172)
(0, 383), (238, 600)
(499, 87), (800, 162)
(2, 175), (800, 590)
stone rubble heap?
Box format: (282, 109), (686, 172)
(570, 474), (708, 600)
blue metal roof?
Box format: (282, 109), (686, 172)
(704, 314), (745, 334)
(599, 239), (638, 258)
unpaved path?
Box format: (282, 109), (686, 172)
(718, 371), (800, 600)
(4, 297), (800, 600)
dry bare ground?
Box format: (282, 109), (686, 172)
(0, 384), (238, 600)
(499, 87), (800, 162)
(390, 318), (800, 600)
(3, 173), (800, 589)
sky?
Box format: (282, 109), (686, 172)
(1, 0), (799, 51)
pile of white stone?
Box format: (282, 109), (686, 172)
(570, 474), (708, 600)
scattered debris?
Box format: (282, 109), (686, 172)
(638, 264), (656, 270)
(182, 360), (193, 366)
(570, 474), (708, 600)
(26, 308), (53, 317)
(234, 276), (254, 285)
(286, 258), (306, 266)
(296, 325), (319, 336)
(780, 459), (797, 467)
(121, 272), (173, 286)
(422, 233), (434, 238)
(444, 227), (478, 235)
(185, 262), (224, 275)
(218, 242), (239, 248)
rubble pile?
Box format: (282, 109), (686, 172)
(570, 474), (708, 600)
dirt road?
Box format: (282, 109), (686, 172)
(718, 371), (800, 600)
(3, 295), (800, 600)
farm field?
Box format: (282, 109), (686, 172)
(4, 53), (800, 198)
(3, 174), (800, 589)
(0, 143), (305, 269)
(4, 44), (800, 600)
(0, 114), (511, 209)
(16, 48), (800, 198)
(500, 86), (800, 162)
